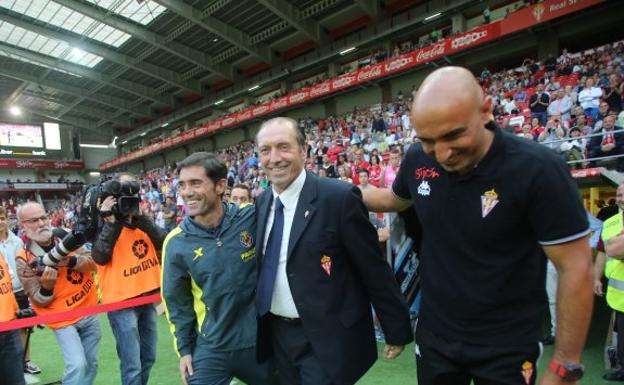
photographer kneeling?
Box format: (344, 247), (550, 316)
(92, 172), (166, 385)
(15, 202), (101, 385)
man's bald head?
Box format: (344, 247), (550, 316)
(413, 67), (486, 122)
(409, 66), (494, 174)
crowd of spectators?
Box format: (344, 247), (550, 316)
(7, 40), (623, 236)
(104, 41), (624, 233)
(485, 41), (624, 169)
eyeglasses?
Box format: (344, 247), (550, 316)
(21, 215), (49, 224)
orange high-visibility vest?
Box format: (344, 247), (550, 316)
(97, 227), (160, 304)
(0, 252), (18, 322)
(17, 248), (97, 329)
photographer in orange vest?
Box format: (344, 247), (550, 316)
(15, 202), (100, 385)
(0, 249), (25, 385)
(92, 172), (165, 385)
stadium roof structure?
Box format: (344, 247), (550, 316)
(0, 0), (491, 144)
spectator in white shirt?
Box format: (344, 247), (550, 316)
(578, 78), (603, 120)
(548, 89), (573, 122)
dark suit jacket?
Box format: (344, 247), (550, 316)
(256, 172), (412, 385)
(588, 127), (624, 158)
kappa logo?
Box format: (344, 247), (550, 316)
(132, 239), (149, 260)
(240, 231), (253, 248)
(66, 270), (84, 285)
(417, 180), (431, 196)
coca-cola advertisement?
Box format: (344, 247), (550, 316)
(357, 64), (383, 82)
(309, 81), (331, 97)
(100, 0), (603, 171)
(415, 43), (446, 64)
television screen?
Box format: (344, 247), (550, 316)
(44, 122), (61, 150)
(0, 123), (43, 148)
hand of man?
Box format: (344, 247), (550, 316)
(383, 344), (404, 360)
(40, 267), (58, 290)
(594, 279), (604, 296)
(100, 196), (116, 223)
(179, 354), (194, 385)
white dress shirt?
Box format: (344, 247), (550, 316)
(263, 169), (306, 317)
(0, 231), (24, 292)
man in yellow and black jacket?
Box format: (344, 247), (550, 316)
(162, 152), (275, 385)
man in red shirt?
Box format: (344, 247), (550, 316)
(350, 149), (369, 185)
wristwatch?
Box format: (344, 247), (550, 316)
(549, 360), (584, 381)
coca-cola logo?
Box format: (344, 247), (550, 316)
(357, 65), (382, 82)
(208, 122), (221, 130)
(451, 30), (488, 49)
(310, 83), (330, 97)
(416, 43), (446, 63)
(222, 117), (235, 126)
(238, 110), (251, 120)
(332, 75), (356, 88)
(289, 91), (308, 103)
(196, 127), (208, 135)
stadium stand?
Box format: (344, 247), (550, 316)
(0, 0), (623, 384)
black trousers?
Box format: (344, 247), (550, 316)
(0, 330), (25, 385)
(269, 315), (335, 385)
(614, 310), (624, 366)
(416, 325), (542, 385)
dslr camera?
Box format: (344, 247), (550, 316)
(76, 178), (141, 242)
(28, 228), (86, 275)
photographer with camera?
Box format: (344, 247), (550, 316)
(15, 202), (101, 385)
(0, 249), (26, 385)
(92, 172), (166, 385)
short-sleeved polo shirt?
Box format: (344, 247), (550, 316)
(393, 126), (589, 346)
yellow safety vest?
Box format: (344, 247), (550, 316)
(603, 212), (624, 311)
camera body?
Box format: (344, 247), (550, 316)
(76, 178), (141, 242)
(98, 179), (141, 216)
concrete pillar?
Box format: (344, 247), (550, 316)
(451, 13), (466, 35)
(537, 28), (559, 61)
(280, 81), (290, 95)
(243, 126), (252, 141)
(328, 62), (340, 78)
(323, 98), (336, 117)
(380, 80), (393, 103)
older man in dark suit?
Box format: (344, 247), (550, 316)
(255, 117), (412, 385)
